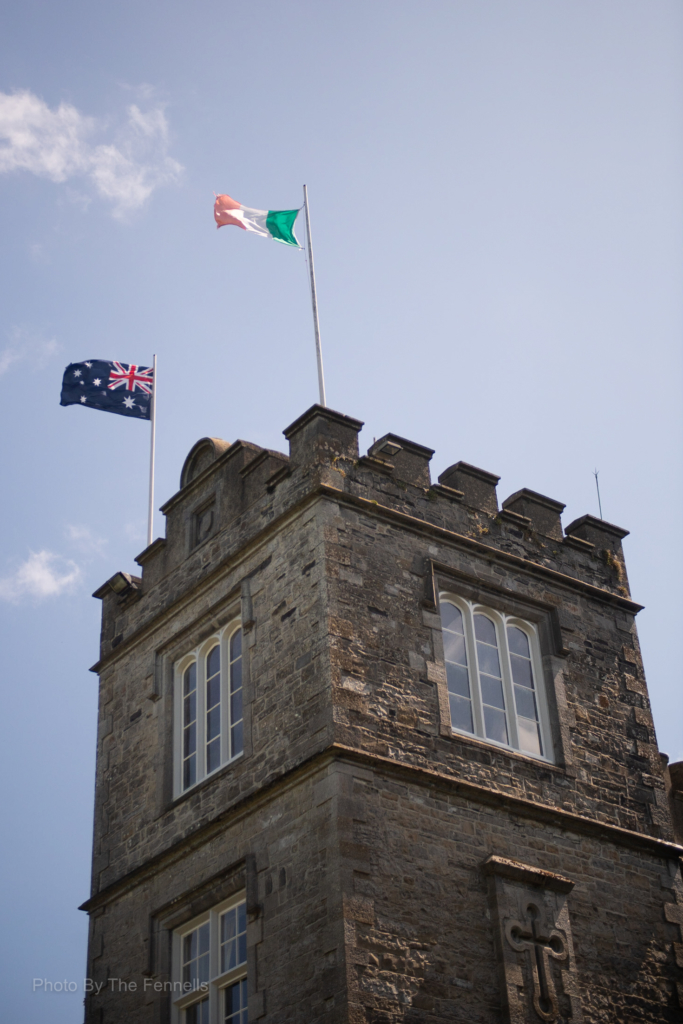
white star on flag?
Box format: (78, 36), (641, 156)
(74, 370), (81, 377)
(93, 378), (101, 386)
(123, 396), (136, 409)
(80, 396), (86, 403)
(85, 362), (92, 368)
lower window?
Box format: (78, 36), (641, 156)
(439, 593), (553, 761)
(173, 895), (247, 1024)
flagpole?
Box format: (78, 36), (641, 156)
(303, 185), (327, 407)
(147, 354), (157, 548)
(594, 469), (603, 520)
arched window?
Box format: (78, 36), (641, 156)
(175, 621), (244, 796)
(206, 645), (221, 774)
(440, 595), (551, 761)
(442, 602), (472, 734)
(183, 662), (198, 790)
(474, 613), (508, 746)
(229, 629), (243, 760)
(507, 624), (543, 756)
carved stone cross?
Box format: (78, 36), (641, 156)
(505, 903), (567, 1023)
(482, 855), (583, 1024)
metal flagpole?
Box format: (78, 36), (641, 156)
(303, 185), (327, 407)
(147, 354), (157, 548)
(593, 469), (603, 520)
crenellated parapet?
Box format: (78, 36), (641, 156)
(119, 405), (632, 619)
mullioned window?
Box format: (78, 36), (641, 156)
(172, 894), (248, 1024)
(174, 621), (243, 796)
(439, 594), (553, 761)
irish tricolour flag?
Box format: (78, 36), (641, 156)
(214, 193), (300, 247)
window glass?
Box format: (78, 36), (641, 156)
(183, 664), (198, 789)
(441, 603), (473, 735)
(474, 614), (508, 745)
(220, 901), (247, 973)
(508, 625), (543, 756)
(206, 645), (221, 774)
(224, 978), (248, 1024)
(440, 600), (462, 632)
(229, 630), (244, 758)
(185, 999), (209, 1024)
(183, 922), (210, 987)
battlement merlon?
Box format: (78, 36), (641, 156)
(91, 404), (639, 664)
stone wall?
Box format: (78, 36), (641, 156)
(335, 755), (683, 1023)
(83, 753), (683, 1022)
(85, 759), (347, 1023)
(323, 494), (668, 838)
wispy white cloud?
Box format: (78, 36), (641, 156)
(0, 346), (21, 376)
(0, 325), (60, 379)
(0, 550), (81, 602)
(124, 521), (146, 544)
(65, 524), (107, 557)
(0, 90), (183, 217)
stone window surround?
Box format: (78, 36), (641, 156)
(150, 582), (257, 814)
(172, 616), (244, 799)
(171, 892), (247, 1024)
(428, 565), (573, 772)
(148, 860), (263, 1024)
(438, 590), (555, 764)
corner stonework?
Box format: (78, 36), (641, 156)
(482, 855), (583, 1024)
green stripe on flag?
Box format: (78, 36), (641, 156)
(266, 209), (300, 246)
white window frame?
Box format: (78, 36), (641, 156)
(171, 893), (247, 1024)
(173, 618), (244, 798)
(438, 592), (554, 763)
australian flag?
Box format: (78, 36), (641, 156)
(60, 360), (154, 420)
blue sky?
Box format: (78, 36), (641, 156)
(0, 2), (681, 1020)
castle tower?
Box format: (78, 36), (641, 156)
(81, 405), (683, 1023)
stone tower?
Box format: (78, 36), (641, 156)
(81, 404), (683, 1024)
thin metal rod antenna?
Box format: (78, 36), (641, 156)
(147, 354), (157, 548)
(593, 468), (603, 520)
(303, 185), (327, 407)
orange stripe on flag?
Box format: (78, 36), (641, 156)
(214, 194), (246, 229)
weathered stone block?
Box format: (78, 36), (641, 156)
(502, 488), (566, 541)
(438, 461), (500, 513)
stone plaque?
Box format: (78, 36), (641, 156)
(483, 855), (583, 1024)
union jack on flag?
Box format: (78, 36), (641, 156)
(107, 362), (154, 395)
(60, 359), (154, 420)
